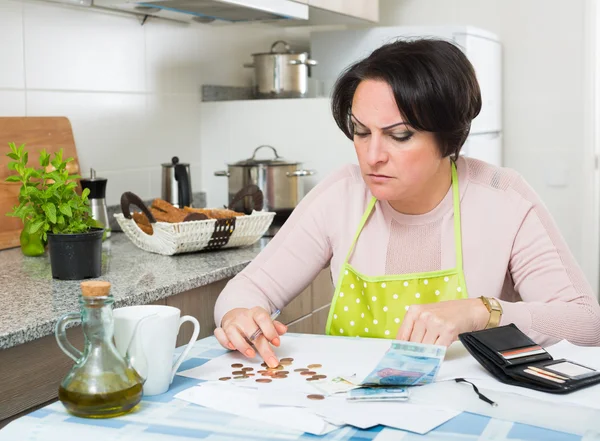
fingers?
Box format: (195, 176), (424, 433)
(274, 320), (288, 336)
(396, 308), (416, 341)
(227, 323), (256, 358)
(435, 333), (455, 347)
(422, 328), (440, 345)
(214, 327), (235, 350)
(435, 323), (458, 347)
(219, 308), (287, 367)
(408, 314), (428, 343)
(253, 334), (280, 368)
(252, 307), (281, 344)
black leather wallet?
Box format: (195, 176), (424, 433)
(458, 324), (600, 394)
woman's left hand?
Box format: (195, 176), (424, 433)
(396, 298), (490, 347)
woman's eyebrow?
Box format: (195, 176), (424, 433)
(350, 114), (407, 130)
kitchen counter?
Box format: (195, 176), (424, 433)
(0, 232), (268, 350)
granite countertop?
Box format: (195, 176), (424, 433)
(0, 233), (268, 350)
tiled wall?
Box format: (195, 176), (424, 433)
(0, 0), (307, 206)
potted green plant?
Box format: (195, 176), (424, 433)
(5, 142), (103, 280)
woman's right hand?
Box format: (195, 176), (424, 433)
(214, 307), (288, 368)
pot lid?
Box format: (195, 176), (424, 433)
(231, 145), (298, 166)
(251, 40), (306, 57)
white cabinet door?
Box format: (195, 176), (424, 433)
(309, 0), (378, 22)
(454, 32), (502, 133)
(461, 133), (503, 167)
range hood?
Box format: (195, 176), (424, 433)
(93, 0), (309, 23)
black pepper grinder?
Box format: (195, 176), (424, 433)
(80, 169), (111, 238)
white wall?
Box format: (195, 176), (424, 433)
(376, 0), (596, 287)
(200, 98), (353, 208)
(0, 0), (305, 206)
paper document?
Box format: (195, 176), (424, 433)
(175, 383), (340, 436)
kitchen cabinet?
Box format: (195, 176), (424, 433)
(308, 0), (378, 23)
(0, 268), (334, 428)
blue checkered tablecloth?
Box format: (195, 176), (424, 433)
(0, 334), (583, 441)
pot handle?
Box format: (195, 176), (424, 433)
(270, 40), (291, 53)
(286, 169), (316, 177)
(228, 184), (264, 212)
(252, 145), (280, 160)
(289, 59), (318, 66)
(243, 63), (254, 68)
(214, 171), (230, 177)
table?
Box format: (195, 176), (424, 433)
(0, 335), (582, 441)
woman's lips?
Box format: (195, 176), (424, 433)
(368, 173), (393, 183)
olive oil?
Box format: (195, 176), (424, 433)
(55, 281), (145, 419)
(58, 382), (143, 419)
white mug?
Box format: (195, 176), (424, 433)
(113, 305), (200, 396)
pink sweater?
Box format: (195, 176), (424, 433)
(214, 157), (600, 346)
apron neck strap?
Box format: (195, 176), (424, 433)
(345, 160), (464, 271)
(344, 197), (377, 263)
(451, 160), (464, 273)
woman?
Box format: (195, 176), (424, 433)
(214, 39), (600, 368)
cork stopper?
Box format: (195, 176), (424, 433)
(81, 281), (111, 298)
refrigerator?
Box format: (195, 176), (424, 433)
(310, 26), (503, 167)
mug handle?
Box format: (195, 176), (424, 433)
(170, 315), (200, 382)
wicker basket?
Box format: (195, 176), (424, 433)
(114, 211), (275, 256)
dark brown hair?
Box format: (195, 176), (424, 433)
(331, 38), (482, 158)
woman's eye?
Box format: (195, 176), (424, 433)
(354, 131), (370, 138)
(391, 133), (413, 142)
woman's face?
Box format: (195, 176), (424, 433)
(351, 79), (445, 204)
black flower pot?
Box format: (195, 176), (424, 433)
(47, 228), (104, 280)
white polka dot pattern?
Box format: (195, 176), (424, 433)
(328, 267), (466, 338)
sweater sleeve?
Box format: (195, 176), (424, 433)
(499, 176), (600, 346)
(213, 166), (353, 327)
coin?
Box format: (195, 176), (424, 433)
(256, 379), (272, 383)
(301, 371), (316, 376)
(231, 363), (243, 368)
(294, 368), (309, 372)
(312, 374), (327, 380)
(307, 394), (325, 400)
(261, 362), (268, 368)
(233, 375), (249, 379)
(306, 377), (318, 382)
(232, 370), (245, 375)
(219, 377), (231, 381)
(280, 360), (292, 366)
(278, 371), (290, 375)
(241, 367), (254, 372)
(246, 373), (255, 377)
(281, 357), (294, 362)
(307, 364), (322, 369)
(274, 374), (288, 379)
(267, 365), (283, 371)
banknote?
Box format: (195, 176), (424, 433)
(358, 341), (446, 387)
(347, 386), (409, 402)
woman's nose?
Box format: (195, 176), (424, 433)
(366, 134), (388, 166)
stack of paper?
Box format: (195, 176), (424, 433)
(176, 334), (460, 435)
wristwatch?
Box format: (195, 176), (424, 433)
(480, 296), (503, 329)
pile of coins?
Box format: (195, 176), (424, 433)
(218, 358), (326, 400)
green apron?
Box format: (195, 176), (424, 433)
(325, 161), (468, 339)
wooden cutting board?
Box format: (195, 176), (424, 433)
(0, 117), (80, 251)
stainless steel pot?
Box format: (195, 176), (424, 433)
(244, 40), (318, 99)
(214, 145), (315, 214)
